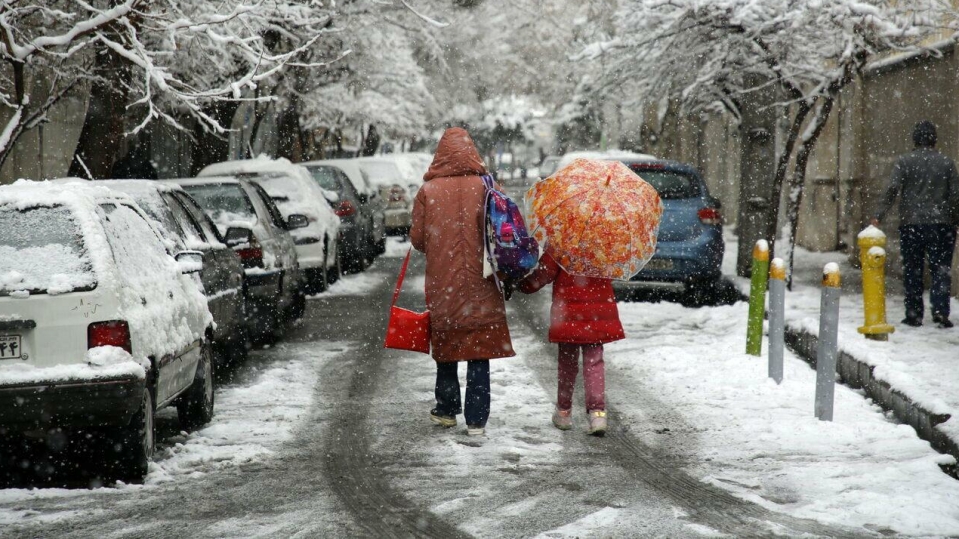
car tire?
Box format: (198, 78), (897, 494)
(177, 343), (215, 431)
(328, 246), (342, 285)
(112, 387), (155, 483)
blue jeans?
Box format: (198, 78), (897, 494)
(900, 224), (957, 320)
(434, 360), (490, 427)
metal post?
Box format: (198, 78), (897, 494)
(768, 257), (786, 384)
(815, 263), (841, 421)
(857, 226), (894, 341)
(746, 239), (770, 356)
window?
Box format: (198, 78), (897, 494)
(101, 204), (175, 296)
(0, 205), (96, 295)
(250, 182), (287, 229)
(309, 166), (341, 191)
(182, 183), (257, 220)
(175, 192), (225, 243)
(627, 167), (702, 199)
(163, 193), (206, 244)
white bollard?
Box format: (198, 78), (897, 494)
(768, 258), (786, 384)
(815, 263), (841, 421)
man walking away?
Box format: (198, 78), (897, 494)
(873, 120), (959, 328)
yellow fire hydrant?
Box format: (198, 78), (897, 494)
(857, 226), (895, 341)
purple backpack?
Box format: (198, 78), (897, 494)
(482, 175), (540, 291)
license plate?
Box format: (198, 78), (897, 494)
(643, 259), (674, 271)
(0, 335), (22, 359)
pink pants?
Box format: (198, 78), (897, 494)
(557, 343), (605, 412)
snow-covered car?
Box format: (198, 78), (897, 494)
(95, 180), (247, 365)
(306, 159), (386, 256)
(0, 181), (215, 481)
(172, 177), (305, 341)
(197, 158), (341, 294)
(539, 155), (561, 179)
(357, 157), (416, 235)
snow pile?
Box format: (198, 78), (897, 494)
(857, 225), (886, 240)
(608, 300), (959, 536)
(384, 236), (412, 258)
(147, 342), (326, 483)
(0, 356), (144, 386)
(308, 270), (389, 298)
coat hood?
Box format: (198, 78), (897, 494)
(424, 127), (487, 181)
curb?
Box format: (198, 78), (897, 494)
(784, 325), (959, 477)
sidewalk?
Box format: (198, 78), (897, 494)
(727, 231), (959, 471)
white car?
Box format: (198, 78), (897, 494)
(356, 157), (415, 235)
(0, 181), (214, 481)
(197, 157), (341, 293)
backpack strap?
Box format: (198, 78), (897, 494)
(392, 247), (413, 308)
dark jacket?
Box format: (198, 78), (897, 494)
(876, 147), (959, 226)
(410, 128), (515, 363)
(518, 251), (625, 345)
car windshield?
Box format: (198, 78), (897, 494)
(0, 205), (96, 296)
(628, 167), (701, 199)
(308, 166), (341, 192)
(182, 183), (256, 223)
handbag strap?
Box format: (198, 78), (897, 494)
(392, 247), (413, 307)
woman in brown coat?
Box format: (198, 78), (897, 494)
(410, 127), (515, 436)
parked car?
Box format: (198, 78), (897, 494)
(606, 157), (725, 304)
(539, 155), (561, 179)
(356, 157), (415, 236)
(95, 180), (247, 365)
(0, 181), (215, 481)
(196, 158), (341, 294)
(302, 163), (375, 272)
(306, 159), (386, 256)
(171, 177), (305, 340)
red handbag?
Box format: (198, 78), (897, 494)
(384, 248), (431, 354)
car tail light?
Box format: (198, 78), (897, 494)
(88, 321), (132, 354)
(235, 235), (264, 268)
(698, 207), (722, 225)
(335, 200), (357, 217)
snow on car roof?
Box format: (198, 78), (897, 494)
(197, 155), (315, 186)
(302, 159), (374, 196)
(168, 176), (242, 186)
(557, 150), (657, 169)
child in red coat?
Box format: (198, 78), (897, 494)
(519, 249), (625, 435)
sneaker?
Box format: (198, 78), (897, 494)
(901, 316), (923, 327)
(466, 425), (486, 436)
(552, 408), (573, 431)
(587, 410), (607, 437)
(429, 409), (456, 428)
(933, 314), (954, 328)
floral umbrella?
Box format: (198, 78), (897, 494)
(525, 158), (663, 280)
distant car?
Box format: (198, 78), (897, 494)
(172, 177), (305, 341)
(0, 181), (215, 481)
(196, 158), (341, 294)
(357, 158), (415, 236)
(95, 180), (248, 365)
(302, 163), (375, 272)
(607, 158), (725, 303)
(306, 159), (386, 256)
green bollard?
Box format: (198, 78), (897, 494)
(746, 239), (770, 356)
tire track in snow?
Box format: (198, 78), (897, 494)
(510, 291), (868, 538)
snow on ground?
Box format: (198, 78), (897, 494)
(0, 340), (337, 527)
(308, 269), (390, 298)
(384, 236), (413, 258)
(147, 342), (331, 483)
(607, 299), (959, 536)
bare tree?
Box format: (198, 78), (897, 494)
(591, 0), (956, 284)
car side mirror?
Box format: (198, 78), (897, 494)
(358, 193), (369, 204)
(224, 226), (253, 248)
(287, 214), (309, 230)
(175, 250), (204, 274)
(323, 191), (339, 204)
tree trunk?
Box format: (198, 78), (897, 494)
(785, 96), (836, 289)
(68, 25), (131, 179)
(276, 94), (305, 162)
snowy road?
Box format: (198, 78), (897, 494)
(1, 248), (956, 537)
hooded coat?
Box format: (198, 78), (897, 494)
(410, 128), (515, 362)
(519, 251), (625, 345)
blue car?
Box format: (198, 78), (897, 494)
(612, 158), (725, 304)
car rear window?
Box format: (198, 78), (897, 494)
(182, 183), (257, 222)
(628, 167), (701, 199)
(0, 205), (96, 296)
(308, 166), (342, 192)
